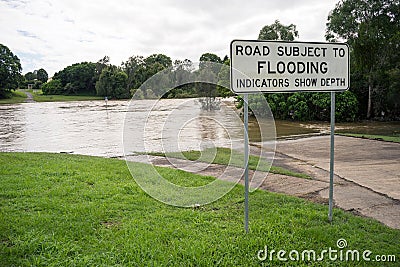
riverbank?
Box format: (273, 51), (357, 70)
(1, 152), (398, 266)
(33, 94), (104, 102)
(337, 133), (400, 143)
(0, 90), (104, 104)
(0, 91), (27, 104)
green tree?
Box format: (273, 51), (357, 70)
(199, 53), (222, 64)
(96, 65), (129, 99)
(123, 55), (145, 91)
(0, 44), (22, 98)
(197, 52), (223, 104)
(142, 54), (173, 97)
(326, 0), (400, 118)
(217, 58), (233, 97)
(386, 68), (400, 117)
(257, 20), (299, 119)
(53, 62), (97, 95)
(132, 88), (144, 99)
(258, 20), (298, 41)
(22, 68), (48, 89)
(163, 59), (196, 98)
(22, 71), (36, 89)
(144, 54), (172, 69)
(197, 70), (220, 110)
(96, 56), (110, 73)
(24, 71), (36, 81)
(41, 79), (62, 95)
(36, 68), (48, 83)
(123, 54), (172, 96)
(143, 54), (173, 96)
(197, 68), (217, 98)
(252, 19), (360, 121)
(199, 53), (222, 73)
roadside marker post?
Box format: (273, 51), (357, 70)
(230, 40), (349, 232)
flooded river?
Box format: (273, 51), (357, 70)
(0, 99), (248, 157)
(0, 98), (399, 157)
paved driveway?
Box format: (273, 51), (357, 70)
(276, 135), (400, 200)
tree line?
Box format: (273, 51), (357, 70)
(0, 0), (398, 121)
(41, 53), (231, 100)
(255, 0), (399, 121)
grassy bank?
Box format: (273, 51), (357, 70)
(0, 91), (27, 104)
(338, 133), (400, 143)
(33, 93), (104, 102)
(0, 90), (104, 104)
(148, 147), (311, 179)
(0, 152), (398, 266)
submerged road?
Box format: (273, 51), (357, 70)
(24, 91), (35, 103)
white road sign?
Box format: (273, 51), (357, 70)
(230, 40), (349, 93)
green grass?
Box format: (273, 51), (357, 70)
(0, 90), (104, 104)
(33, 94), (104, 102)
(338, 133), (400, 143)
(148, 147), (311, 179)
(0, 91), (27, 104)
(1, 152), (398, 266)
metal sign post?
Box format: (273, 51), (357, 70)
(230, 40), (349, 232)
(328, 92), (335, 222)
(243, 94), (249, 233)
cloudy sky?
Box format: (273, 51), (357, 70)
(1, 0), (339, 76)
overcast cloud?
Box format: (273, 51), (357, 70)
(1, 0), (339, 76)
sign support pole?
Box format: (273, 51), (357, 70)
(244, 94), (249, 233)
(328, 91), (335, 222)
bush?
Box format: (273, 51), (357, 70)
(255, 91), (359, 122)
(41, 79), (63, 95)
(0, 89), (12, 99)
(96, 66), (129, 99)
(336, 90), (359, 121)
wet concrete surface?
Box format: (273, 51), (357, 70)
(275, 135), (400, 200)
(267, 135), (400, 229)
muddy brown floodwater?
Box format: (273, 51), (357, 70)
(0, 98), (399, 157)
